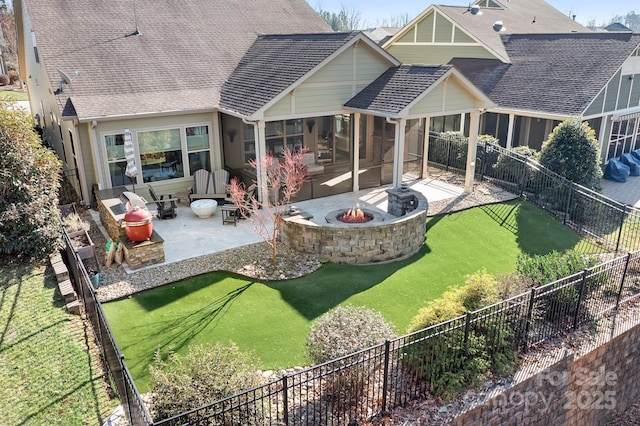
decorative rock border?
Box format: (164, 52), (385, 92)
(281, 190), (428, 264)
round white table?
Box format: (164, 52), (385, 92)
(190, 199), (217, 218)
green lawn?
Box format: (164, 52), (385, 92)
(0, 260), (118, 425)
(103, 200), (597, 392)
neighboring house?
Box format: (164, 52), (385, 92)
(15, 0), (492, 205)
(383, 0), (640, 163)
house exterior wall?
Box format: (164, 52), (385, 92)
(385, 9), (494, 65)
(264, 43), (392, 119)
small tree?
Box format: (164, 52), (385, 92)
(0, 97), (62, 258)
(539, 117), (602, 190)
(227, 147), (308, 264)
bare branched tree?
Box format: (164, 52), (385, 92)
(227, 147), (308, 264)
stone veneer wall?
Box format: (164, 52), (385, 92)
(449, 322), (640, 426)
(121, 230), (165, 269)
(281, 210), (426, 264)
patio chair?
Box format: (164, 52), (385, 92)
(224, 183), (257, 219)
(147, 184), (179, 219)
(189, 169), (230, 203)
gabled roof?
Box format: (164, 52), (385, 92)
(385, 0), (588, 63)
(22, 0), (331, 121)
(343, 64), (454, 116)
(451, 33), (640, 116)
(220, 32), (359, 117)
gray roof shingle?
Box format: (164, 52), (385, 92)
(344, 65), (452, 115)
(451, 33), (640, 116)
(220, 32), (359, 117)
(24, 0), (331, 120)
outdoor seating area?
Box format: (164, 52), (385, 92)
(147, 184), (179, 219)
(189, 168), (230, 203)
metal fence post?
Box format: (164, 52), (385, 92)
(463, 312), (472, 353)
(573, 269), (589, 331)
(563, 186), (573, 225)
(523, 287), (536, 352)
(381, 340), (390, 413)
(615, 253), (632, 311)
(282, 374), (289, 425)
(446, 139), (451, 171)
(616, 205), (627, 253)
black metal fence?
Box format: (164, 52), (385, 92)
(152, 251), (640, 425)
(63, 133), (640, 425)
(62, 232), (154, 425)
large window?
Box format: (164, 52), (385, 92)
(317, 115), (351, 165)
(105, 133), (127, 186)
(186, 125), (211, 173)
(265, 119), (303, 157)
(138, 129), (184, 183)
(104, 124), (211, 187)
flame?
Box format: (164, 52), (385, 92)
(338, 205), (372, 223)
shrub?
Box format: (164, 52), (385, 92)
(539, 118), (602, 190)
(405, 271), (517, 399)
(150, 342), (264, 423)
(0, 98), (62, 258)
(306, 306), (397, 416)
(0, 74), (9, 86)
(306, 305), (397, 364)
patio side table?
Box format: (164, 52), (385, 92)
(220, 204), (240, 226)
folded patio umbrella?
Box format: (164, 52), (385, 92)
(124, 128), (138, 192)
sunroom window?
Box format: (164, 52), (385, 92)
(138, 129), (184, 182)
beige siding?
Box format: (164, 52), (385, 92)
(454, 28), (474, 43)
(387, 44), (494, 65)
(265, 95), (292, 118)
(604, 71), (621, 112)
(397, 26), (416, 43)
(416, 14), (434, 43)
(410, 84), (444, 114)
(355, 44), (392, 80)
(434, 15), (453, 43)
(264, 43), (392, 117)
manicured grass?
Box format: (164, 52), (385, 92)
(0, 260), (118, 425)
(103, 199), (597, 392)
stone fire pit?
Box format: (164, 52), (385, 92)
(281, 188), (428, 264)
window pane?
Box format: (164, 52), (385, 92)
(186, 125), (209, 150)
(286, 119), (303, 134)
(105, 134), (125, 161)
(243, 123), (255, 142)
(138, 129), (181, 154)
(266, 122), (283, 137)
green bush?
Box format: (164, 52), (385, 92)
(0, 74), (9, 86)
(405, 271), (517, 399)
(306, 305), (397, 364)
(150, 342), (264, 423)
(7, 70), (19, 83)
(0, 98), (62, 258)
(539, 118), (602, 190)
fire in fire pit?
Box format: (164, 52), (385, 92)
(338, 206), (373, 224)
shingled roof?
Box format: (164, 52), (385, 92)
(23, 0), (331, 121)
(451, 33), (640, 116)
(435, 0), (588, 62)
(344, 65), (453, 115)
(220, 32), (359, 117)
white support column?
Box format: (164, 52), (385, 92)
(353, 113), (361, 191)
(392, 118), (406, 188)
(506, 113), (515, 148)
(464, 110), (480, 193)
(211, 112), (223, 168)
(422, 116), (430, 178)
(598, 116), (609, 161)
(255, 120), (268, 204)
(460, 113), (466, 134)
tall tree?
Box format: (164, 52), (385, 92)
(317, 5), (363, 30)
